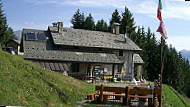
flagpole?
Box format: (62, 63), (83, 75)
(157, 0), (167, 106)
(160, 36), (164, 107)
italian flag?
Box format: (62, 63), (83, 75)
(157, 0), (163, 21)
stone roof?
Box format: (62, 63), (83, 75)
(22, 26), (143, 64)
(22, 29), (121, 64)
(133, 53), (144, 64)
(48, 26), (141, 51)
(7, 39), (20, 45)
(25, 50), (121, 64)
(13, 40), (20, 44)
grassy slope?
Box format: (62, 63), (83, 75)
(162, 84), (190, 107)
(0, 49), (94, 106)
(0, 49), (189, 106)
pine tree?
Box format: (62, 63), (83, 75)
(121, 7), (136, 38)
(0, 1), (7, 45)
(84, 13), (95, 30)
(0, 1), (17, 48)
(71, 9), (85, 29)
(110, 9), (121, 26)
(109, 9), (121, 32)
(96, 19), (108, 32)
(81, 12), (85, 28)
(5, 27), (17, 42)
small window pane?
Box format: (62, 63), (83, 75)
(26, 33), (35, 40)
(37, 33), (46, 41)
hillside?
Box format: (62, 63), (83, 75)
(162, 84), (190, 107)
(0, 49), (94, 106)
(0, 49), (190, 106)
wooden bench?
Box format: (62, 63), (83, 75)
(125, 86), (154, 106)
(95, 84), (161, 107)
(95, 85), (126, 103)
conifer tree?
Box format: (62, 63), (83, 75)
(0, 1), (7, 44)
(81, 12), (85, 28)
(5, 27), (17, 42)
(0, 1), (17, 48)
(121, 7), (136, 38)
(96, 19), (108, 32)
(110, 9), (121, 26)
(84, 13), (95, 30)
(71, 9), (85, 29)
(109, 9), (121, 32)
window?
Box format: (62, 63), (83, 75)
(72, 63), (79, 72)
(119, 50), (123, 56)
(25, 32), (46, 41)
(37, 33), (46, 41)
(26, 33), (35, 40)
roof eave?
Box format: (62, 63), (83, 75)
(24, 57), (121, 64)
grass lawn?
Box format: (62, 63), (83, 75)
(162, 84), (190, 107)
(0, 49), (94, 106)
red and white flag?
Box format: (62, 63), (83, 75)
(157, 0), (163, 21)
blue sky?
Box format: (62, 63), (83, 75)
(1, 0), (190, 51)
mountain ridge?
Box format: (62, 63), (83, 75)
(180, 49), (190, 61)
(14, 30), (22, 40)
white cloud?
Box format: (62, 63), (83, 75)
(25, 0), (190, 20)
(133, 0), (190, 21)
(24, 22), (34, 25)
(163, 3), (190, 20)
(130, 1), (156, 16)
(168, 0), (184, 1)
(25, 0), (129, 8)
(167, 36), (190, 51)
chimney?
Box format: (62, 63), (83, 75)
(111, 22), (120, 35)
(57, 22), (63, 34)
(124, 26), (129, 42)
(52, 22), (57, 27)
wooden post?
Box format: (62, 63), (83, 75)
(100, 84), (104, 103)
(103, 69), (105, 81)
(153, 85), (156, 107)
(125, 86), (129, 106)
(137, 65), (142, 81)
(87, 64), (90, 76)
(112, 64), (115, 81)
(160, 37), (164, 107)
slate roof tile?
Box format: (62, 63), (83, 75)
(22, 26), (143, 64)
(133, 53), (144, 64)
(48, 26), (141, 51)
